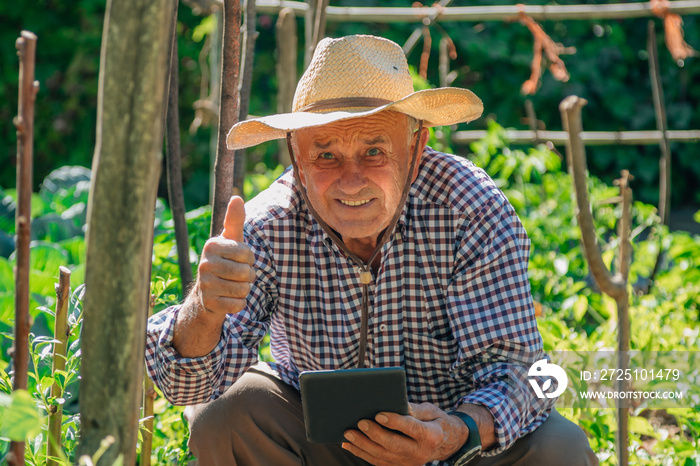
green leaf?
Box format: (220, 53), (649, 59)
(627, 416), (658, 438)
(192, 15), (216, 42)
(28, 241), (69, 274)
(573, 295), (588, 322)
(0, 258), (13, 292)
(40, 375), (55, 393)
(0, 389), (43, 441)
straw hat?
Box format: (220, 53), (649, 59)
(226, 34), (483, 150)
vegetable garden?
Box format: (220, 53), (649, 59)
(2, 0), (700, 464)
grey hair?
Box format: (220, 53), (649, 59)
(405, 115), (419, 140)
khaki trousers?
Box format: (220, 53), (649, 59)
(186, 366), (598, 466)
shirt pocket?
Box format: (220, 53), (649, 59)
(403, 332), (465, 409)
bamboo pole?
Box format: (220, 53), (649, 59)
(276, 7), (297, 167)
(10, 30), (38, 466)
(255, 0), (700, 22)
(560, 96), (631, 466)
(140, 295), (156, 466)
(47, 267), (71, 466)
(166, 3), (194, 293)
(452, 128), (700, 146)
(211, 0), (241, 237)
(233, 0), (258, 196)
(647, 21), (672, 226)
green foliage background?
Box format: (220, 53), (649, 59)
(2, 0), (700, 209)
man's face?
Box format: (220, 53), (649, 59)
(294, 111), (426, 247)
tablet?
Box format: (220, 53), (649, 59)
(299, 367), (409, 444)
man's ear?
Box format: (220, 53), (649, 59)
(410, 126), (430, 182)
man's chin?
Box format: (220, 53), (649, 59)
(331, 223), (386, 243)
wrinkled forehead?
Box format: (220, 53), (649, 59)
(291, 111), (416, 148)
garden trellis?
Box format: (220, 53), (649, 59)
(188, 0), (700, 227)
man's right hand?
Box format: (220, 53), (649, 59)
(196, 196), (256, 316)
(172, 196), (256, 357)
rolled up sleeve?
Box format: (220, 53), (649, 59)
(144, 304), (267, 405)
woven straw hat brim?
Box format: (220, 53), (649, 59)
(226, 87), (483, 150)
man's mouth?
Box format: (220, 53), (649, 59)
(338, 199), (371, 207)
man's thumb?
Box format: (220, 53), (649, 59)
(222, 196), (246, 242)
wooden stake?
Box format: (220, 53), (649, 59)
(166, 3), (194, 294)
(208, 12), (223, 207)
(560, 96), (630, 466)
(647, 20), (672, 226)
(402, 0), (453, 56)
(276, 7), (297, 167)
(524, 100), (541, 144)
(140, 295), (156, 466)
(304, 0), (328, 68)
(79, 0), (174, 462)
(10, 29), (38, 466)
(303, 0), (317, 68)
(439, 36), (448, 88)
(233, 0), (258, 196)
(211, 0), (241, 237)
(47, 267), (71, 466)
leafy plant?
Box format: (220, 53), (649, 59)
(470, 122), (700, 465)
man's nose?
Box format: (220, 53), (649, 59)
(337, 160), (368, 195)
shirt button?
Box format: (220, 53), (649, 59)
(379, 324), (388, 332)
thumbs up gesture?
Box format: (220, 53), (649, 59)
(195, 196), (256, 317)
(222, 195), (246, 243)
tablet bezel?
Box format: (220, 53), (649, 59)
(299, 367), (409, 444)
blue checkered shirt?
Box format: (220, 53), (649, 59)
(145, 147), (554, 458)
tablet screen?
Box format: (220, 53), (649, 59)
(299, 367), (409, 444)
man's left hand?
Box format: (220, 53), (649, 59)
(342, 402), (468, 466)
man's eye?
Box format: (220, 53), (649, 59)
(320, 152), (334, 160)
(367, 148), (381, 156)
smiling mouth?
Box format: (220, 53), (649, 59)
(338, 199), (371, 207)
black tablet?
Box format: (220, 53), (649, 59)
(299, 367), (409, 444)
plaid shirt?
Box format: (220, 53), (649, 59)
(145, 147), (554, 458)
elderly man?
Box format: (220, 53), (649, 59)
(145, 35), (597, 465)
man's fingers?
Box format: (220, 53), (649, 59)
(342, 438), (384, 466)
(200, 243), (256, 276)
(200, 295), (248, 315)
(375, 410), (425, 440)
(407, 402), (442, 421)
(222, 195), (246, 242)
(344, 424), (422, 466)
(200, 274), (251, 298)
